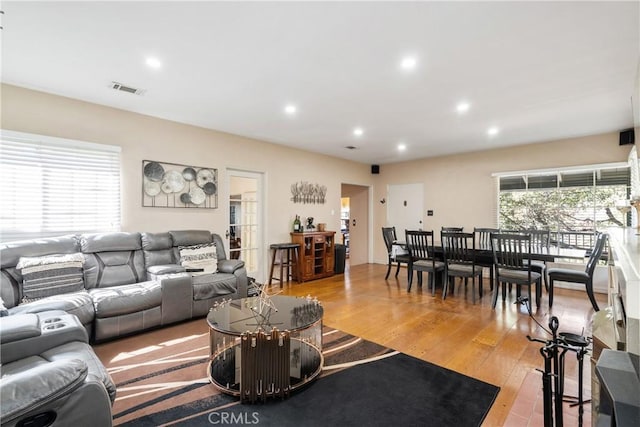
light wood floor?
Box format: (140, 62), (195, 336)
(274, 262), (604, 426)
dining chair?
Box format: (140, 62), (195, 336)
(554, 231), (597, 251)
(382, 227), (411, 280)
(405, 230), (446, 295)
(490, 232), (542, 313)
(474, 227), (499, 290)
(547, 232), (607, 311)
(523, 229), (551, 291)
(441, 231), (483, 303)
(441, 226), (464, 233)
(474, 227), (499, 250)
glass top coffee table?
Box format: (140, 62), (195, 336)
(207, 295), (323, 402)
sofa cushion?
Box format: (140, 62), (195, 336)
(0, 235), (79, 270)
(141, 232), (175, 267)
(89, 281), (161, 318)
(8, 292), (96, 326)
(170, 230), (212, 247)
(83, 250), (146, 289)
(80, 232), (141, 253)
(16, 253), (85, 302)
(179, 243), (217, 273)
(191, 273), (237, 300)
(141, 232), (172, 251)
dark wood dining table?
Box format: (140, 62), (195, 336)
(393, 241), (588, 305)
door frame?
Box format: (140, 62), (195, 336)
(226, 168), (265, 282)
(336, 182), (373, 263)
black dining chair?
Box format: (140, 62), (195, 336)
(490, 232), (542, 313)
(474, 227), (499, 290)
(547, 232), (607, 311)
(382, 227), (411, 280)
(442, 226), (464, 233)
(474, 227), (499, 250)
(405, 230), (446, 295)
(441, 231), (483, 303)
(523, 229), (551, 291)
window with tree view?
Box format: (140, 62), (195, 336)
(498, 166), (630, 233)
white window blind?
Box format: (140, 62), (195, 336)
(0, 130), (121, 242)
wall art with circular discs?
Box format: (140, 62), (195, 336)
(142, 160), (218, 209)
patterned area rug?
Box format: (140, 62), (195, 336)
(94, 320), (498, 426)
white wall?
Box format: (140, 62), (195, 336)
(1, 84), (373, 273)
(2, 84), (631, 272)
(371, 133), (630, 263)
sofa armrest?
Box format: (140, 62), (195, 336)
(0, 313), (41, 344)
(231, 265), (249, 298)
(217, 259), (248, 297)
(217, 259), (245, 274)
(0, 359), (88, 424)
(159, 273), (193, 324)
(0, 312), (88, 364)
(147, 264), (186, 281)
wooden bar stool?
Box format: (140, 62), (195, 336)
(268, 243), (300, 286)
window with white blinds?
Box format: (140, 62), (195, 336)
(0, 130), (121, 242)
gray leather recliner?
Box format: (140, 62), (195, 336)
(0, 310), (116, 427)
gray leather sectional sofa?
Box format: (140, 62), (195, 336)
(0, 229), (248, 342)
(0, 230), (248, 426)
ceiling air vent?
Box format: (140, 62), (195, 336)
(109, 81), (145, 95)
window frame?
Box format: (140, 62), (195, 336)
(493, 162), (630, 232)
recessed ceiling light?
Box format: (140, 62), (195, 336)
(353, 127), (364, 137)
(400, 56), (417, 70)
(145, 57), (162, 69)
(456, 102), (470, 114)
(397, 143), (407, 152)
(487, 126), (500, 136)
(284, 104), (297, 115)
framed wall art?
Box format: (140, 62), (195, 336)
(142, 160), (218, 209)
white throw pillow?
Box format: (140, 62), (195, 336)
(16, 253), (85, 303)
(179, 243), (217, 274)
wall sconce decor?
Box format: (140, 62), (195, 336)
(142, 160), (218, 208)
(290, 181), (327, 204)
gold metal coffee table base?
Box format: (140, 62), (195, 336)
(207, 296), (324, 403)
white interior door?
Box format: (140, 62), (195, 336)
(228, 169), (264, 281)
(341, 184), (369, 266)
(387, 183), (424, 240)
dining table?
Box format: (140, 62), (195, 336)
(393, 241), (589, 304)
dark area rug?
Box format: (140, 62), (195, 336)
(122, 352), (499, 427)
(98, 322), (499, 426)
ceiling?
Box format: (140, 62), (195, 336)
(2, 1), (639, 165)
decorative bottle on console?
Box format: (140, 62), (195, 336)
(293, 215), (301, 233)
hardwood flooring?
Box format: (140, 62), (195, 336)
(275, 262), (604, 426)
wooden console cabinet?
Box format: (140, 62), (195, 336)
(291, 232), (335, 282)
